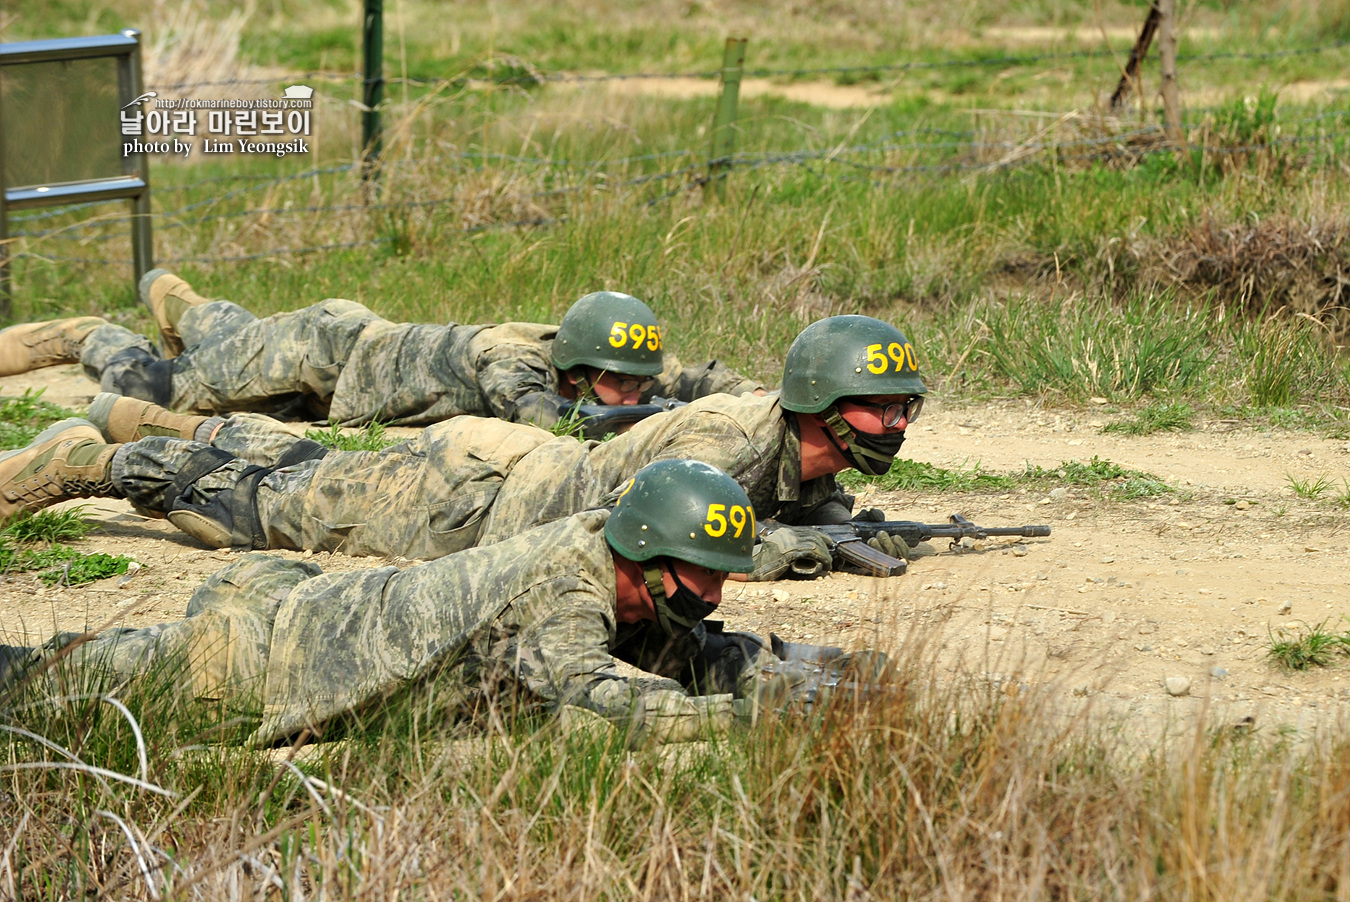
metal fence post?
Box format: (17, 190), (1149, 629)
(361, 0), (384, 178)
(120, 29), (153, 286)
(706, 37), (747, 201)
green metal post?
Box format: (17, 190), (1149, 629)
(706, 37), (747, 201)
(361, 0), (384, 178)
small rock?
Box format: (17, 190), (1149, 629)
(1072, 684), (1089, 697)
(1277, 600), (1293, 615)
(1234, 500), (1250, 510)
(1199, 645), (1216, 656)
(1297, 449), (1313, 456)
(1049, 487), (1069, 502)
(1090, 397), (1108, 404)
(1164, 677), (1192, 697)
(1210, 666), (1229, 680)
(1010, 545), (1028, 557)
(771, 589), (789, 604)
(1101, 556), (1115, 563)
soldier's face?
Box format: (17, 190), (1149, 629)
(662, 559), (727, 607)
(835, 394), (920, 434)
(586, 368), (652, 406)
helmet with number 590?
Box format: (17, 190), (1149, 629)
(779, 315), (927, 413)
(605, 459), (756, 574)
(552, 291), (665, 377)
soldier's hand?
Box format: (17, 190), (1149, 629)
(867, 529), (912, 561)
(748, 528), (834, 581)
(853, 507), (887, 522)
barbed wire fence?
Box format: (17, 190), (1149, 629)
(8, 36), (1350, 272)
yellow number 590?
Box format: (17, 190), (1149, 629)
(865, 341), (917, 374)
(704, 503), (754, 539)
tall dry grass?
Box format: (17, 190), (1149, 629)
(7, 626), (1350, 900)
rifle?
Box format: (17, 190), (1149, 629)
(559, 396), (688, 439)
(774, 514), (1052, 578)
(759, 519), (908, 578)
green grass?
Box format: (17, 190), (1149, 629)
(1267, 620), (1350, 670)
(0, 510), (133, 587)
(1101, 400), (1196, 435)
(304, 420), (398, 452)
(1287, 472), (1334, 500)
(845, 454), (1172, 501)
(1022, 455), (1174, 499)
(840, 458), (1014, 492)
(0, 390), (79, 450)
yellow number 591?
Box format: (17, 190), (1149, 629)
(704, 503), (754, 539)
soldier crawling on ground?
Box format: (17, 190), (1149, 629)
(0, 461), (881, 746)
(0, 315), (925, 581)
(0, 270), (763, 429)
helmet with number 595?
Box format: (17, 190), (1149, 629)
(605, 459), (756, 574)
(779, 315), (927, 413)
(552, 291), (665, 376)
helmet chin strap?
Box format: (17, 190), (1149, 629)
(642, 562), (712, 636)
(820, 405), (896, 476)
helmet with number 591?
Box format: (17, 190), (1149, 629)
(779, 315), (927, 413)
(552, 291), (665, 377)
(605, 459), (756, 574)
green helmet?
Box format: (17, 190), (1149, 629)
(605, 459), (756, 574)
(780, 315), (927, 413)
(552, 291), (665, 377)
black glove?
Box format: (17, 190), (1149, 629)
(866, 530), (913, 561)
(853, 507), (886, 522)
(749, 528), (834, 581)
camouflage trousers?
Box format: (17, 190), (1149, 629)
(110, 415), (553, 560)
(36, 555), (319, 717)
(81, 299), (384, 417)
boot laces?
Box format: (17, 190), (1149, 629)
(24, 334), (82, 364)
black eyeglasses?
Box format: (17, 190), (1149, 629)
(586, 367), (656, 394)
(845, 396), (923, 427)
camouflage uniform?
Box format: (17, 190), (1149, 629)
(111, 392), (848, 560)
(39, 512), (744, 746)
(80, 298), (761, 427)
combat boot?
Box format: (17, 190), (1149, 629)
(0, 317), (107, 376)
(88, 392), (213, 443)
(139, 268), (209, 358)
(0, 419), (121, 523)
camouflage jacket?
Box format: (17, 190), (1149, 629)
(479, 392), (846, 543)
(253, 511), (734, 744)
(327, 320), (763, 427)
(251, 392), (849, 560)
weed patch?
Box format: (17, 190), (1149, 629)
(1268, 621), (1350, 670)
(305, 420), (398, 452)
(841, 458), (1014, 493)
(1022, 456), (1173, 499)
(0, 509), (132, 586)
(1101, 401), (1195, 435)
(0, 390), (79, 450)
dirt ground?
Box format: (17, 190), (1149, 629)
(3, 365), (1349, 738)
